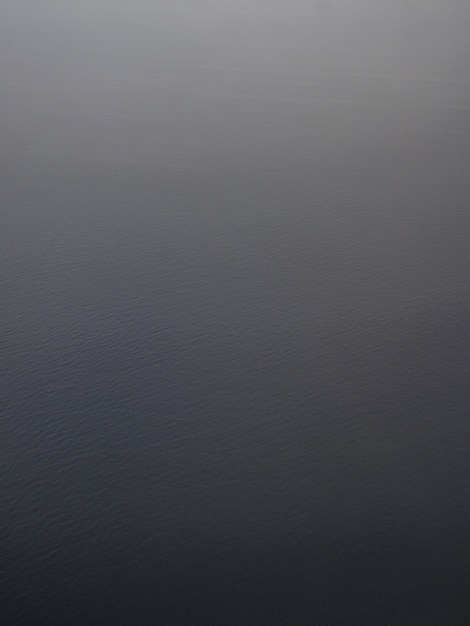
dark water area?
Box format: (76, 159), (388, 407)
(2, 2), (469, 624)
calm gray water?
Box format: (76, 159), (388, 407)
(2, 2), (469, 624)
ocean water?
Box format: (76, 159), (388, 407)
(2, 2), (469, 624)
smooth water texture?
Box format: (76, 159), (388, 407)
(2, 2), (469, 624)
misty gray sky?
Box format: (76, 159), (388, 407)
(3, 1), (468, 70)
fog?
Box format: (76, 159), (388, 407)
(4, 1), (469, 73)
(4, 1), (468, 167)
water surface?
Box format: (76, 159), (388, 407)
(2, 2), (469, 624)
